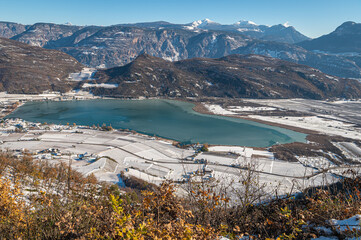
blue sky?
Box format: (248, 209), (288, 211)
(1, 0), (360, 38)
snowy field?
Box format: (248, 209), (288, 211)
(68, 67), (96, 81)
(3, 96), (361, 199)
(0, 90), (98, 103)
(249, 115), (361, 140)
(0, 122), (345, 197)
(203, 100), (361, 140)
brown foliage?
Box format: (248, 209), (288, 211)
(1, 151), (361, 239)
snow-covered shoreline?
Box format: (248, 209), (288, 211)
(202, 101), (361, 141)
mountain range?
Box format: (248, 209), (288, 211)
(89, 53), (361, 99)
(123, 19), (310, 44)
(1, 20), (361, 80)
(298, 21), (361, 54)
(2, 36), (361, 99)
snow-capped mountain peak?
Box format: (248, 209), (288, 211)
(202, 18), (214, 23)
(282, 22), (290, 28)
(185, 18), (219, 30)
(192, 18), (216, 27)
(234, 20), (258, 26)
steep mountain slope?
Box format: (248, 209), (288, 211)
(0, 37), (83, 93)
(2, 21), (361, 79)
(0, 22), (29, 38)
(11, 23), (83, 47)
(46, 25), (361, 79)
(90, 54), (361, 99)
(53, 26), (198, 67)
(234, 40), (361, 79)
(259, 24), (309, 44)
(298, 21), (361, 53)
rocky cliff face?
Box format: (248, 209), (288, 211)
(2, 21), (361, 79)
(89, 54), (361, 99)
(0, 37), (83, 94)
(0, 22), (29, 38)
(11, 23), (83, 47)
(50, 26), (361, 79)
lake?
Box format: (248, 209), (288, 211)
(7, 99), (306, 147)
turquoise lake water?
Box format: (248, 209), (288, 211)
(7, 99), (306, 147)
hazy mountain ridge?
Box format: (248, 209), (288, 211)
(90, 53), (361, 99)
(299, 21), (361, 54)
(123, 19), (310, 44)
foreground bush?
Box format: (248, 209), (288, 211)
(1, 152), (361, 239)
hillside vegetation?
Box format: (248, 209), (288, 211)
(0, 37), (83, 94)
(92, 54), (361, 99)
(1, 151), (361, 239)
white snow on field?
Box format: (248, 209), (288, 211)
(248, 115), (361, 140)
(331, 99), (361, 104)
(0, 120), (354, 200)
(204, 103), (277, 115)
(210, 164), (336, 201)
(208, 146), (274, 159)
(82, 83), (119, 89)
(246, 157), (316, 177)
(227, 106), (276, 112)
(74, 158), (108, 176)
(68, 68), (96, 81)
(209, 145), (246, 154)
(204, 104), (237, 115)
(195, 152), (239, 166)
(333, 142), (361, 162)
(296, 156), (335, 169)
(124, 168), (164, 185)
(98, 148), (136, 165)
(136, 149), (171, 160)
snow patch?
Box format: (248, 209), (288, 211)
(204, 104), (237, 115)
(282, 21), (290, 27)
(234, 20), (258, 26)
(82, 83), (118, 89)
(329, 215), (361, 233)
(68, 68), (97, 81)
(227, 106), (276, 112)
